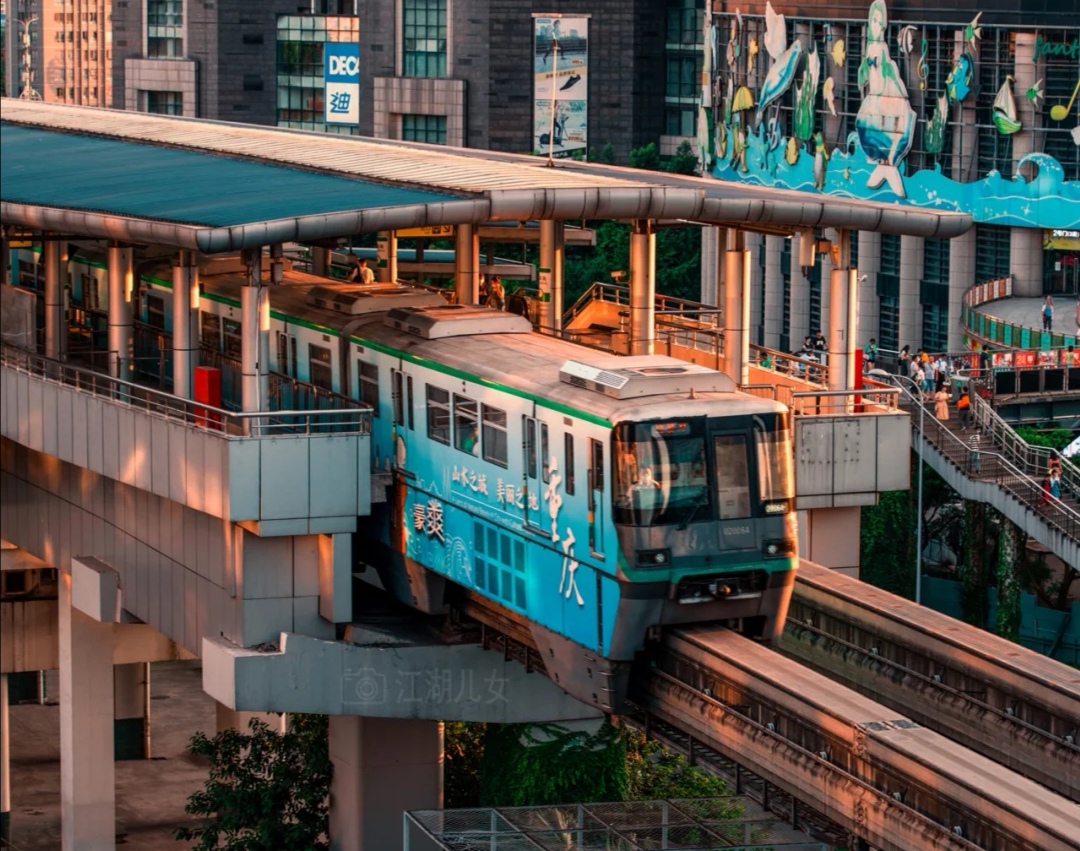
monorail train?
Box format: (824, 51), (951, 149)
(14, 249), (797, 710)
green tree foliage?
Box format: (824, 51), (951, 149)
(860, 489), (916, 596)
(622, 728), (732, 800)
(444, 721), (485, 808)
(175, 715), (332, 851)
(960, 500), (992, 627)
(666, 140), (700, 176)
(1014, 425), (1074, 451)
(630, 142), (661, 171)
(995, 521), (1021, 641)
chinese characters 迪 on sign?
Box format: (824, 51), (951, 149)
(324, 42), (360, 126)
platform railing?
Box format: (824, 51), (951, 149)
(790, 388), (900, 416)
(1, 343), (372, 437)
(893, 379), (1080, 544)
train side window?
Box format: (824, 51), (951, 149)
(223, 319), (242, 360)
(289, 337), (297, 379)
(201, 312), (221, 350)
(564, 433), (576, 495)
(541, 423), (551, 483)
(392, 369), (404, 426)
(309, 344), (333, 390)
(455, 395), (479, 455)
(146, 294), (166, 330)
(590, 439), (604, 492)
(277, 332), (289, 374)
(406, 376), (414, 430)
(426, 385), (450, 444)
(358, 360), (379, 414)
(523, 417), (538, 479)
(482, 404), (508, 467)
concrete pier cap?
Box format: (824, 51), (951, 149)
(202, 627), (603, 723)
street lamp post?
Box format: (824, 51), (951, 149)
(895, 374), (925, 605)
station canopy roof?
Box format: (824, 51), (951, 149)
(0, 100), (971, 254)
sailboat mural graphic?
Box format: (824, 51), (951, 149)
(992, 76), (1021, 135)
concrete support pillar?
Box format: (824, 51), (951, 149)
(744, 232), (764, 345)
(215, 701), (286, 735)
(700, 226), (723, 306)
(538, 219), (557, 331)
(1, 674), (10, 848)
(106, 244), (133, 379)
(857, 231), (881, 346)
(453, 224), (479, 305)
(629, 219), (656, 356)
(312, 246), (331, 278)
(763, 235), (784, 350)
(113, 663), (149, 761)
(171, 252), (199, 399)
(828, 267), (858, 393)
(329, 716), (442, 851)
(789, 234), (810, 347)
(377, 232), (398, 283)
(241, 248), (269, 413)
(552, 220), (565, 332)
(1010, 227), (1044, 298)
(723, 238), (751, 386)
(60, 574), (116, 850)
(948, 229), (976, 351)
(800, 506), (863, 576)
(899, 235), (924, 351)
(44, 239), (66, 361)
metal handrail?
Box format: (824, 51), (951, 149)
(790, 388), (900, 415)
(893, 381), (1080, 544)
(1, 344), (372, 437)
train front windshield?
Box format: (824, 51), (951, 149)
(613, 414), (793, 526)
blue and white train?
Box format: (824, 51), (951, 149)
(18, 250), (798, 710)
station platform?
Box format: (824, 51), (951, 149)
(976, 295), (1080, 339)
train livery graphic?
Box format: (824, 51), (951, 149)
(12, 250), (798, 710)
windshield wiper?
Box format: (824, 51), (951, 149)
(678, 487), (710, 530)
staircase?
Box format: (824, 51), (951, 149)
(895, 384), (1080, 568)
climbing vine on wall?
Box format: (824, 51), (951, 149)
(995, 521), (1022, 642)
(961, 500), (992, 628)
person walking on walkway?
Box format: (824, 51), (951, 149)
(863, 338), (877, 371)
(933, 381), (950, 422)
(1049, 470), (1062, 502)
(956, 387), (971, 431)
(1042, 295), (1054, 332)
(966, 428), (981, 475)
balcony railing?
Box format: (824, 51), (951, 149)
(1, 343), (371, 437)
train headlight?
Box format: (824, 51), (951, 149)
(637, 548), (671, 567)
(763, 538), (796, 559)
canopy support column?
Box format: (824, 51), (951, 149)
(106, 244), (133, 378)
(723, 231), (750, 386)
(241, 248), (269, 414)
(629, 219), (656, 356)
(172, 251), (199, 399)
(454, 224), (479, 305)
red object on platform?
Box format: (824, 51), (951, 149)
(194, 366), (222, 429)
(854, 349), (864, 413)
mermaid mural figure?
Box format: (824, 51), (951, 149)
(855, 0), (916, 197)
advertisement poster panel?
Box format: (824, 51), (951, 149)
(533, 15), (589, 158)
(324, 42), (360, 126)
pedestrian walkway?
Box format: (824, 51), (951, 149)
(895, 385), (1080, 569)
(976, 295), (1080, 340)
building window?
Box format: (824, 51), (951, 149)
(403, 0), (447, 78)
(666, 0), (703, 47)
(975, 225), (1011, 284)
(401, 114), (446, 144)
(147, 0), (183, 58)
(665, 107), (695, 137)
(141, 90), (183, 115)
(665, 55), (701, 100)
(276, 14), (360, 133)
(920, 238), (951, 353)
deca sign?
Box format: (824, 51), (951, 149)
(324, 42), (360, 125)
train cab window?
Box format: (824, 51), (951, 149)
(201, 313), (221, 350)
(454, 395), (479, 455)
(223, 319), (242, 360)
(309, 344), (333, 390)
(754, 413), (795, 506)
(146, 294), (166, 330)
(713, 434), (752, 520)
(613, 420), (710, 526)
(564, 434), (575, 495)
(541, 424), (551, 483)
(358, 360), (379, 414)
(426, 385), (451, 443)
(482, 405), (508, 467)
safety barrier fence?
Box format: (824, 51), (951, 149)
(892, 378), (1080, 545)
(960, 275), (1078, 350)
(0, 343), (371, 437)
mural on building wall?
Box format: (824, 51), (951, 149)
(533, 15), (589, 159)
(700, 2), (1080, 229)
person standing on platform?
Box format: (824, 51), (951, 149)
(1042, 295), (1054, 331)
(863, 338), (878, 372)
(488, 276), (505, 311)
(1049, 470), (1062, 501)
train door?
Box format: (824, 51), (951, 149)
(588, 437), (605, 554)
(391, 367), (414, 469)
(277, 329), (297, 378)
(523, 416), (542, 529)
